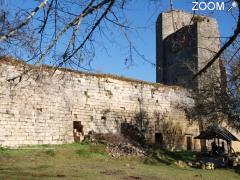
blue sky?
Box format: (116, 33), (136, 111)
(92, 0), (237, 82)
(4, 0), (238, 82)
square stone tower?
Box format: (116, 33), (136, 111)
(156, 10), (221, 89)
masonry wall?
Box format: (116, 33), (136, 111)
(163, 24), (198, 89)
(156, 10), (221, 90)
(156, 10), (194, 83)
(0, 58), (200, 150)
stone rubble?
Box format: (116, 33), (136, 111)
(85, 132), (150, 158)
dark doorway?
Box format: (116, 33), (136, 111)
(186, 136), (192, 151)
(73, 121), (83, 142)
(155, 133), (163, 145)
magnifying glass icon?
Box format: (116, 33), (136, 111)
(228, 1), (237, 11)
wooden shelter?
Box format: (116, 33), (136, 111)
(195, 125), (239, 155)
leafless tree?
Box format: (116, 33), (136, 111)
(0, 0), (134, 71)
(194, 0), (240, 78)
(1, 0), (238, 75)
(181, 0), (240, 130)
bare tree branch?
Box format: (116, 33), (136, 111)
(193, 1), (240, 79)
(0, 0), (49, 42)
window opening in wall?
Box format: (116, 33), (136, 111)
(73, 121), (84, 142)
(101, 116), (106, 120)
(101, 116), (107, 124)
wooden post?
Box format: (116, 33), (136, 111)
(227, 142), (231, 156)
(230, 141), (232, 155)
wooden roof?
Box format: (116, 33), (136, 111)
(194, 125), (239, 142)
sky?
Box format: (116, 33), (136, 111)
(92, 0), (237, 82)
(3, 0), (238, 83)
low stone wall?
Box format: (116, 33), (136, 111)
(0, 57), (200, 150)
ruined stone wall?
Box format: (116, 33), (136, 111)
(0, 58), (200, 150)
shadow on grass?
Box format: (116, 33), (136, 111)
(162, 150), (196, 161)
(144, 147), (197, 166)
(0, 165), (69, 178)
(235, 166), (240, 175)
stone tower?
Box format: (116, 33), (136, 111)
(156, 10), (221, 89)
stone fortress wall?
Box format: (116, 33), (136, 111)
(0, 10), (239, 152)
(0, 57), (200, 150)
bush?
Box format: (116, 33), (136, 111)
(0, 146), (9, 156)
(0, 147), (8, 151)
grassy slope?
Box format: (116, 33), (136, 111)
(0, 143), (239, 180)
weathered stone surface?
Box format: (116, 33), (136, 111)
(0, 57), (200, 150)
(156, 10), (221, 90)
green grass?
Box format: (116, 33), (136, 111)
(76, 143), (107, 157)
(44, 149), (56, 157)
(0, 143), (239, 180)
